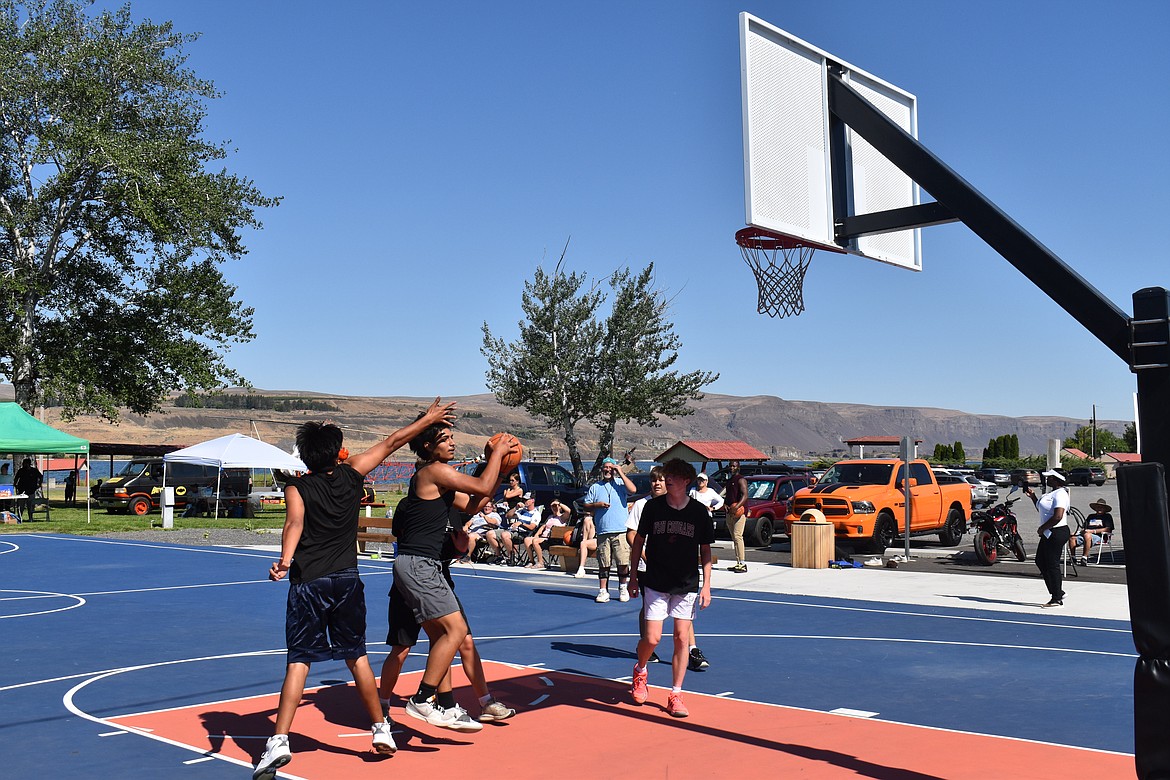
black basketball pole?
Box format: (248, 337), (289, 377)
(827, 72), (1170, 778)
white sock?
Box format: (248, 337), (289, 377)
(672, 686), (682, 693)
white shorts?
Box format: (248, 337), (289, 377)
(642, 585), (698, 622)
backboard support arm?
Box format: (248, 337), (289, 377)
(827, 73), (1131, 363)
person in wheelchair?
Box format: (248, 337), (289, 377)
(1069, 497), (1114, 565)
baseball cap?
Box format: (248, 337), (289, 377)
(1041, 469), (1066, 482)
(602, 457), (619, 466)
(523, 492), (533, 499)
(697, 473), (709, 481)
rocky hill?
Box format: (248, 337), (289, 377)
(24, 389), (1126, 463)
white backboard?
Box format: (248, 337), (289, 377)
(740, 13), (921, 271)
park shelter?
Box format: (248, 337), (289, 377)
(654, 440), (770, 469)
(164, 434), (305, 517)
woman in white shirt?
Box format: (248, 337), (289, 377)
(688, 473), (725, 516)
(1025, 469), (1071, 608)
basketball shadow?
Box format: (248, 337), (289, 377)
(550, 640), (637, 660)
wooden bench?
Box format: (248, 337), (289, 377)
(357, 516), (396, 555)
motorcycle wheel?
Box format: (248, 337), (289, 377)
(973, 530), (997, 565)
(1012, 537), (1027, 562)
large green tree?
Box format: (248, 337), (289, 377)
(589, 264), (717, 473)
(482, 254), (718, 481)
(0, 0), (278, 418)
(1064, 425), (1127, 457)
(482, 252), (604, 480)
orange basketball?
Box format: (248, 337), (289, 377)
(486, 433), (523, 474)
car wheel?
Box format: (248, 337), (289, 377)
(938, 508), (965, 546)
(870, 512), (897, 553)
(129, 496), (151, 516)
(746, 515), (775, 548)
(973, 530), (997, 565)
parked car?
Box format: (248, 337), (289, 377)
(963, 475), (997, 507)
(1067, 467), (1107, 486)
(708, 462), (811, 492)
(975, 468), (1012, 487)
(1009, 468), (1042, 487)
(715, 474), (812, 547)
(466, 460), (587, 510)
(626, 472), (655, 505)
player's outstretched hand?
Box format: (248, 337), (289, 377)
(424, 397), (458, 427)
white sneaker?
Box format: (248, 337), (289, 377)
(595, 589), (610, 603)
(372, 719), (397, 754)
(571, 570), (586, 578)
(253, 734), (291, 779)
(478, 697), (517, 722)
(618, 585), (630, 602)
(443, 704), (484, 732)
(405, 696), (458, 727)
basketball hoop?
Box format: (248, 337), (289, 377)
(735, 227), (823, 318)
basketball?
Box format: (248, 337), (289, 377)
(486, 432), (523, 474)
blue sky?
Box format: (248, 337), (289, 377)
(104, 1), (1167, 422)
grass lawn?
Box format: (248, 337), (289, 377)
(0, 489), (406, 536)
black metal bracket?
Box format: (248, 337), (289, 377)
(837, 202), (956, 240)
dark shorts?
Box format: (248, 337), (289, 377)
(392, 554), (461, 624)
(285, 567), (367, 664)
(386, 577), (469, 647)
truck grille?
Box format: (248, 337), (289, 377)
(793, 497), (851, 517)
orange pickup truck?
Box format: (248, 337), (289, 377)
(785, 458), (970, 552)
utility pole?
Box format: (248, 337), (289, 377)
(1091, 403), (1098, 459)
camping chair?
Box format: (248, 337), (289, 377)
(28, 489), (50, 522)
(1061, 506), (1085, 578)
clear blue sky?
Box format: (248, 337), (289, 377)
(106, 0), (1167, 422)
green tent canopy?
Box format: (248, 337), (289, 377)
(0, 403), (89, 455)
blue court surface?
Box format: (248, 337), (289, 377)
(0, 534), (1135, 778)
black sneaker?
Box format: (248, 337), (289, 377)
(1041, 599), (1064, 608)
(688, 647), (710, 671)
(648, 651), (661, 663)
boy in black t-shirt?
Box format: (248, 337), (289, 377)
(253, 399), (455, 780)
(627, 458), (714, 718)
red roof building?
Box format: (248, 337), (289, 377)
(1100, 451), (1141, 478)
(654, 440), (769, 466)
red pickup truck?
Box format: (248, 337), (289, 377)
(785, 458), (970, 552)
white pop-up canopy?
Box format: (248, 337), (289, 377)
(163, 433), (306, 518)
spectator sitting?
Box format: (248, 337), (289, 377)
(500, 493), (541, 564)
(525, 497), (570, 568)
(569, 512), (598, 578)
(1069, 497), (1114, 565)
(465, 502), (501, 562)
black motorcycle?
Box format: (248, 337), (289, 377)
(969, 490), (1027, 565)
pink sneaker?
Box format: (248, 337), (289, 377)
(630, 665), (649, 704)
(667, 691), (689, 718)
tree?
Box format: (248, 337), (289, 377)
(482, 252), (604, 480)
(933, 443), (953, 462)
(588, 264), (717, 474)
(953, 441), (966, 463)
(1124, 421), (1138, 452)
(0, 0), (278, 418)
(1064, 425), (1126, 457)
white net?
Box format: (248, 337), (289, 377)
(738, 241), (816, 318)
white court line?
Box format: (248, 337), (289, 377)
(98, 730), (128, 736)
(831, 708), (879, 718)
(0, 589), (85, 619)
(183, 756), (216, 765)
(22, 534), (274, 559)
(0, 539), (19, 554)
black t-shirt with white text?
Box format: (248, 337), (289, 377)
(637, 495), (715, 594)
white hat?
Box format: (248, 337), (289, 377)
(1041, 469), (1066, 482)
(696, 473), (709, 481)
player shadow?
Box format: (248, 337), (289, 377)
(549, 640), (638, 660)
(532, 587), (600, 601)
(552, 676), (947, 780)
(199, 709), (371, 765)
(942, 594), (1039, 608)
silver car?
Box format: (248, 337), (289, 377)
(964, 475), (997, 507)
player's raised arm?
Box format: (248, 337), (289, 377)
(347, 398), (457, 476)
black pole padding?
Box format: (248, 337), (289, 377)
(1117, 462), (1170, 779)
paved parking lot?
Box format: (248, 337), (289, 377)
(738, 481), (1127, 586)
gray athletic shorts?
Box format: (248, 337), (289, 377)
(392, 554), (460, 623)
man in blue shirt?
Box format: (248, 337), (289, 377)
(583, 457), (637, 603)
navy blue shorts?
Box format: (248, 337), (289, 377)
(285, 567), (367, 664)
